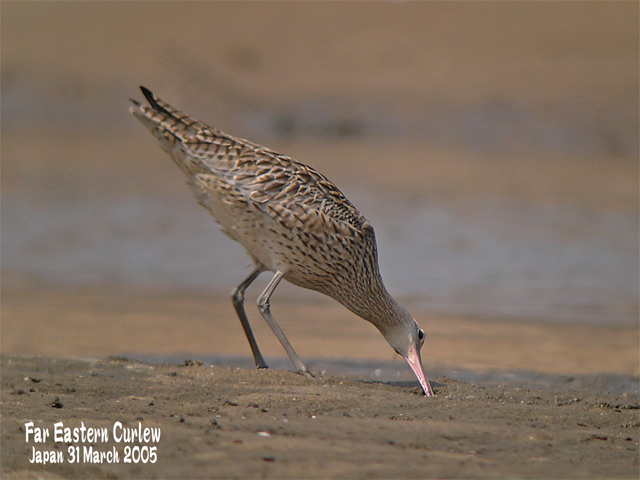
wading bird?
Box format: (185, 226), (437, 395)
(130, 87), (434, 396)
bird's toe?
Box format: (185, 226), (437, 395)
(298, 369), (315, 379)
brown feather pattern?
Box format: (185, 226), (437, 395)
(130, 88), (409, 331)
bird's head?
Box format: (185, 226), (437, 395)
(382, 316), (434, 396)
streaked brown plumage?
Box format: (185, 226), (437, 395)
(130, 86), (433, 395)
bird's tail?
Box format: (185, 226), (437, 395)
(129, 86), (209, 153)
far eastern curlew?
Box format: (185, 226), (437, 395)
(130, 86), (434, 396)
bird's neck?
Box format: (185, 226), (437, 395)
(336, 275), (407, 331)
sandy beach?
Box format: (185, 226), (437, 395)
(2, 2), (638, 478)
(2, 283), (638, 478)
(2, 354), (639, 479)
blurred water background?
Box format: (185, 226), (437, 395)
(2, 2), (638, 326)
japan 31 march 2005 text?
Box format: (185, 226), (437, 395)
(24, 421), (161, 465)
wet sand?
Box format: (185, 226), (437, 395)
(1, 283), (638, 380)
(2, 355), (639, 479)
(1, 284), (638, 478)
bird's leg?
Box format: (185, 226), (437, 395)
(231, 266), (269, 369)
(257, 271), (312, 377)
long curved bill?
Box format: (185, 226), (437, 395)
(403, 344), (434, 396)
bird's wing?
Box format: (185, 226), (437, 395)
(194, 148), (375, 241)
(132, 86), (375, 241)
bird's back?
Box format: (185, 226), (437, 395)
(130, 89), (386, 316)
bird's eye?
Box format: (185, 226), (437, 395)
(418, 329), (425, 341)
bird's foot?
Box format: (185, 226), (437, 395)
(255, 361), (269, 370)
(297, 368), (315, 379)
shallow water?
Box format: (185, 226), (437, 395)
(3, 184), (637, 325)
(2, 79), (638, 326)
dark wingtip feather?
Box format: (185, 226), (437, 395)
(140, 86), (157, 106)
(129, 98), (142, 107)
(139, 86), (170, 115)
